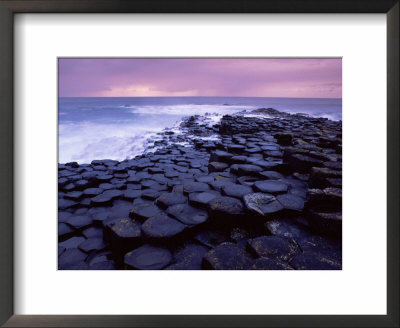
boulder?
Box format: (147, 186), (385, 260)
(167, 204), (208, 226)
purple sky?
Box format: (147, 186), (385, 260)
(58, 58), (342, 98)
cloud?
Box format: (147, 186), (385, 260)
(59, 58), (342, 98)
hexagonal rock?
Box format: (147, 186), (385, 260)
(83, 188), (104, 197)
(195, 175), (215, 183)
(65, 215), (93, 230)
(130, 203), (161, 221)
(227, 144), (246, 153)
(183, 181), (210, 194)
(74, 179), (91, 190)
(59, 236), (86, 249)
(209, 150), (234, 163)
(109, 218), (142, 264)
(96, 174), (113, 182)
(124, 189), (142, 200)
(167, 204), (208, 226)
(155, 192), (187, 209)
(221, 183), (253, 199)
(58, 211), (73, 223)
(203, 242), (252, 270)
(82, 226), (103, 239)
(141, 189), (161, 200)
(247, 236), (299, 262)
(58, 198), (77, 210)
(234, 164), (263, 177)
(208, 162), (229, 173)
(78, 237), (107, 253)
(142, 213), (186, 239)
(166, 243), (209, 270)
(243, 193), (283, 216)
(189, 191), (221, 207)
(210, 179), (235, 192)
(276, 193), (305, 212)
(58, 248), (88, 270)
(124, 244), (172, 270)
(246, 257), (294, 270)
(254, 180), (288, 194)
(237, 176), (259, 187)
(207, 196), (245, 221)
(91, 189), (123, 206)
(64, 191), (84, 201)
(259, 171), (284, 180)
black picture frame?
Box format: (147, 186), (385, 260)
(0, 1), (398, 327)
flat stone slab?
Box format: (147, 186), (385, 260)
(141, 189), (161, 200)
(254, 180), (288, 194)
(155, 192), (187, 209)
(58, 211), (72, 223)
(203, 242), (252, 270)
(130, 203), (161, 221)
(82, 226), (104, 239)
(142, 213), (186, 239)
(167, 204), (208, 226)
(66, 215), (93, 230)
(124, 244), (172, 270)
(78, 237), (107, 253)
(124, 189), (142, 200)
(208, 161), (229, 173)
(189, 191), (221, 207)
(276, 193), (305, 211)
(221, 183), (253, 199)
(247, 235), (299, 262)
(83, 188), (104, 197)
(243, 193), (283, 216)
(64, 191), (84, 200)
(183, 181), (210, 194)
(91, 189), (123, 205)
(59, 236), (86, 249)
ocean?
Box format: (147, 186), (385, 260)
(58, 97), (342, 164)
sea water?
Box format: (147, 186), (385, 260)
(58, 97), (342, 164)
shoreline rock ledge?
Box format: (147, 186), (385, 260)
(58, 108), (342, 270)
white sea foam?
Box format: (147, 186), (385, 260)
(127, 104), (255, 116)
(59, 122), (162, 164)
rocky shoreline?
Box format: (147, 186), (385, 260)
(58, 108), (342, 270)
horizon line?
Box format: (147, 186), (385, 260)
(59, 96), (342, 100)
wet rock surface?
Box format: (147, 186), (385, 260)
(59, 108), (342, 270)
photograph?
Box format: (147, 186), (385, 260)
(58, 58), (342, 270)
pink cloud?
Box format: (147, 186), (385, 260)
(58, 58), (341, 98)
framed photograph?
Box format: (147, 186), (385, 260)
(0, 1), (398, 327)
